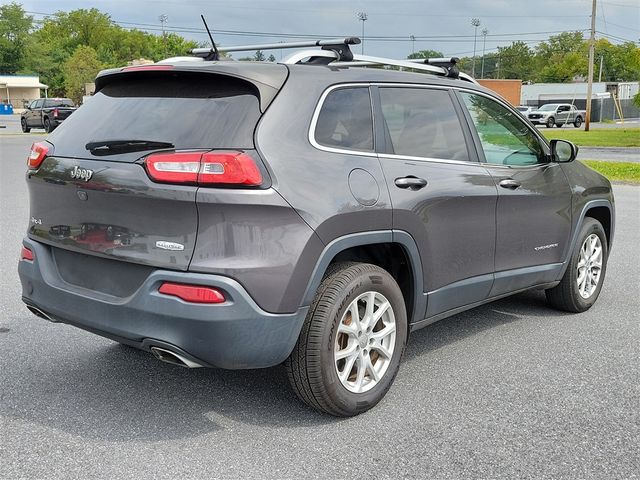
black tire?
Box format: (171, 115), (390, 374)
(21, 118), (30, 133)
(286, 262), (408, 417)
(546, 218), (608, 312)
(44, 118), (52, 133)
(546, 117), (555, 128)
(574, 116), (583, 128)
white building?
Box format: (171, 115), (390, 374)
(521, 81), (639, 105)
(0, 75), (48, 111)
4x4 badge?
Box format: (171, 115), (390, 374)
(70, 166), (93, 182)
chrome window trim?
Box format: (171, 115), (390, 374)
(309, 81), (550, 167)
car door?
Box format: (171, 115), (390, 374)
(374, 86), (498, 319)
(25, 100), (39, 126)
(557, 105), (570, 125)
(457, 91), (572, 297)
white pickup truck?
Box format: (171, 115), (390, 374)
(527, 103), (585, 128)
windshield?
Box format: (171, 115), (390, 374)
(47, 72), (261, 161)
(44, 99), (74, 108)
(539, 104), (559, 111)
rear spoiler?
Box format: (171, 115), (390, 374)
(94, 63), (289, 112)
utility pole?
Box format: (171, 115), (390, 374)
(410, 34), (415, 55)
(585, 0), (597, 131)
(357, 12), (368, 54)
(481, 28), (488, 79)
(159, 14), (168, 55)
(471, 18), (481, 78)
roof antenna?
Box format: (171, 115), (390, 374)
(200, 14), (219, 61)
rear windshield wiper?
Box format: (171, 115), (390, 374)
(85, 139), (174, 156)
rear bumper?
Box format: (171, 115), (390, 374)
(18, 238), (308, 369)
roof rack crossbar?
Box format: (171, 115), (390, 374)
(280, 49), (477, 84)
(192, 37), (360, 60)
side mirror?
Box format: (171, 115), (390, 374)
(550, 139), (578, 163)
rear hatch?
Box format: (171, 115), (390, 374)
(26, 65), (287, 272)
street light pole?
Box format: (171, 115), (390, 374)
(481, 28), (488, 79)
(357, 12), (368, 54)
(471, 18), (481, 78)
(410, 34), (415, 55)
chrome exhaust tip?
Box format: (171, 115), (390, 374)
(150, 346), (203, 368)
(26, 305), (58, 323)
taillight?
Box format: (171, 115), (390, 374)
(21, 246), (34, 261)
(158, 282), (225, 304)
(144, 151), (262, 186)
(27, 142), (49, 170)
(53, 108), (59, 118)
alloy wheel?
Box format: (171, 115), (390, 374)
(334, 291), (396, 393)
(577, 233), (603, 299)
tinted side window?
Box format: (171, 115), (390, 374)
(379, 88), (468, 161)
(34, 99), (43, 108)
(314, 87), (373, 152)
(461, 92), (545, 166)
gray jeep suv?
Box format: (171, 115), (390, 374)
(18, 40), (614, 416)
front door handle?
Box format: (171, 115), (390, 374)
(499, 178), (521, 190)
(395, 176), (428, 190)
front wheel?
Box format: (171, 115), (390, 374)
(21, 118), (30, 133)
(286, 262), (407, 417)
(546, 218), (608, 312)
(546, 117), (555, 128)
(574, 116), (583, 128)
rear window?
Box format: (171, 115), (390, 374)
(47, 72), (261, 159)
(44, 99), (74, 108)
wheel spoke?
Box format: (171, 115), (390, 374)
(339, 353), (358, 382)
(371, 341), (392, 359)
(371, 322), (396, 341)
(364, 354), (380, 382)
(372, 300), (391, 324)
(354, 355), (366, 391)
(349, 302), (362, 332)
(337, 320), (358, 337)
(335, 343), (358, 361)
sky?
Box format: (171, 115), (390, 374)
(19, 0), (640, 59)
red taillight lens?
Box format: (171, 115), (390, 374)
(53, 108), (59, 118)
(199, 151), (262, 186)
(21, 246), (34, 261)
(27, 142), (49, 170)
(144, 151), (262, 186)
(158, 282), (225, 304)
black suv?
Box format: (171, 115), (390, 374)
(21, 97), (76, 133)
(18, 39), (614, 416)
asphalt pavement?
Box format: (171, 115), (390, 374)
(1, 133), (639, 479)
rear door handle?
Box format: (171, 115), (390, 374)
(499, 178), (521, 190)
(395, 176), (428, 190)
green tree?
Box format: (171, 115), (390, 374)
(63, 45), (104, 103)
(253, 50), (266, 61)
(407, 49), (444, 60)
(267, 54), (276, 62)
(634, 91), (640, 109)
(494, 41), (536, 81)
(536, 31), (588, 82)
(0, 2), (33, 73)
